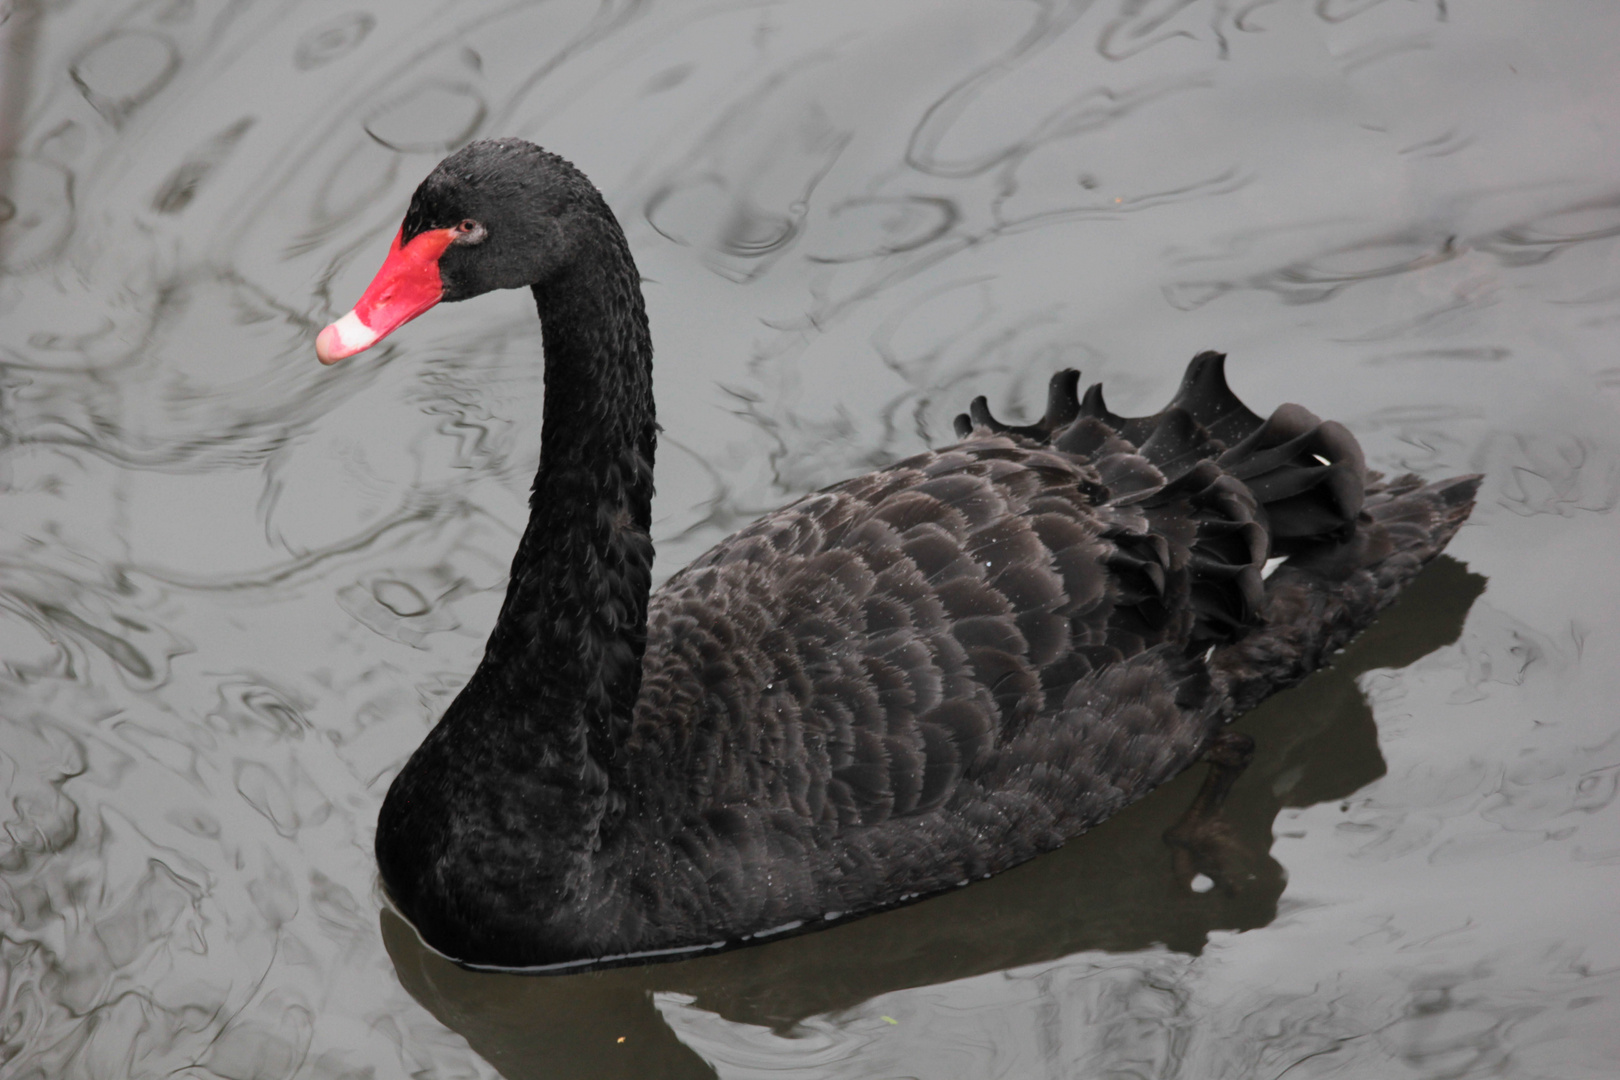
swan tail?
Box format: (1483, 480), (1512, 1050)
(1214, 470), (1482, 714)
(952, 351), (1261, 446)
(955, 353), (1391, 553)
(954, 352), (1480, 663)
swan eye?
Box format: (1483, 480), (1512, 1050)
(452, 219), (487, 244)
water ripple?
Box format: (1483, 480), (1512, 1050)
(3, 0), (1619, 1077)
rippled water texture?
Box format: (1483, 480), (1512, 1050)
(3, 1), (1619, 1077)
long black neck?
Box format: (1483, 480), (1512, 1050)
(473, 208), (656, 776)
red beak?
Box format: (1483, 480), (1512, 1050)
(316, 226), (458, 364)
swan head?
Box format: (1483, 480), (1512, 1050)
(317, 138), (604, 364)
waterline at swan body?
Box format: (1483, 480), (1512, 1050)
(318, 138), (1479, 971)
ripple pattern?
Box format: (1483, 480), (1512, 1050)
(3, 0), (1620, 1078)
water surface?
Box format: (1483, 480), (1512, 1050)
(3, 1), (1619, 1077)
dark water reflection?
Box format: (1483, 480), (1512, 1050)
(4, 0), (1620, 1077)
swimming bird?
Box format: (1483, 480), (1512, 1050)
(317, 138), (1480, 971)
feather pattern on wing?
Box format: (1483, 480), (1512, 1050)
(565, 352), (1475, 954)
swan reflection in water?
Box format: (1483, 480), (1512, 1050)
(381, 557), (1484, 1080)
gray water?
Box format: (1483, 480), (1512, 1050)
(2, 1), (1619, 1077)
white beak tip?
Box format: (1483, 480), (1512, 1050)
(316, 310), (379, 364)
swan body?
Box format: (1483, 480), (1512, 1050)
(320, 139), (1480, 970)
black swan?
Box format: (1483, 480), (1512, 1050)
(317, 138), (1481, 971)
